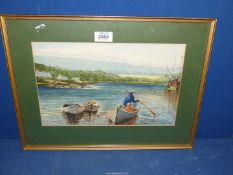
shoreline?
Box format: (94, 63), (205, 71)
(37, 81), (167, 89)
(37, 80), (92, 89)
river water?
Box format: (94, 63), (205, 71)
(38, 83), (178, 126)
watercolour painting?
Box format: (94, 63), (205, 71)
(0, 15), (216, 149)
(32, 42), (186, 126)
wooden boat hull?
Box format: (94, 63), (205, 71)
(115, 106), (140, 123)
(84, 105), (99, 112)
(63, 104), (85, 115)
(63, 100), (100, 114)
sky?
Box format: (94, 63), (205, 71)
(31, 42), (186, 75)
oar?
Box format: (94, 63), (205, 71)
(134, 95), (156, 116)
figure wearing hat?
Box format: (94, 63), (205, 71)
(123, 90), (139, 107)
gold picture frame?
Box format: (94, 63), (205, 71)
(0, 15), (216, 150)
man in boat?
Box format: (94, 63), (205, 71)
(123, 90), (139, 107)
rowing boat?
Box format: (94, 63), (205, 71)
(84, 100), (99, 113)
(63, 100), (99, 115)
(63, 104), (85, 115)
(115, 106), (140, 123)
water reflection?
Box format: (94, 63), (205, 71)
(109, 116), (138, 125)
(63, 110), (139, 126)
(62, 111), (83, 125)
(63, 111), (100, 125)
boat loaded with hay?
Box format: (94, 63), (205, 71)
(115, 105), (140, 123)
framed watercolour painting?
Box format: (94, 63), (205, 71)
(0, 15), (216, 150)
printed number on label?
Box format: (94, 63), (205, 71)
(95, 32), (113, 42)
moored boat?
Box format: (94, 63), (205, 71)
(63, 104), (85, 115)
(84, 100), (99, 113)
(63, 100), (100, 114)
(165, 78), (181, 95)
(115, 106), (140, 123)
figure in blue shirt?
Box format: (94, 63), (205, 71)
(123, 90), (139, 106)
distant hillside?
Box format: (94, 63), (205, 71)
(34, 56), (169, 75)
(35, 63), (168, 84)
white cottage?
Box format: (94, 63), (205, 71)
(35, 70), (52, 78)
(57, 74), (68, 81)
(72, 77), (80, 82)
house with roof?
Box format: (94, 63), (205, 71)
(57, 74), (68, 81)
(35, 70), (52, 78)
(72, 77), (81, 82)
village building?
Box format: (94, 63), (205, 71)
(35, 70), (52, 78)
(57, 74), (68, 81)
(72, 77), (81, 82)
